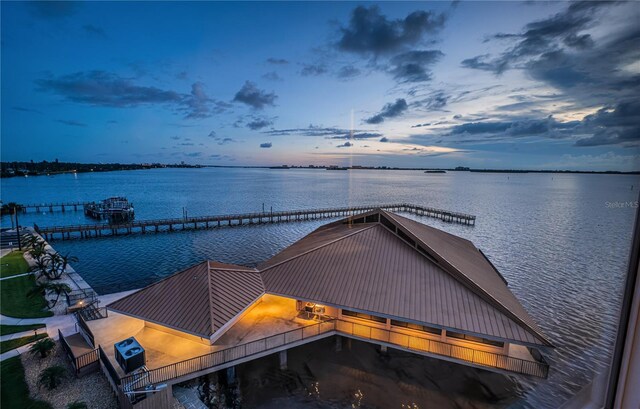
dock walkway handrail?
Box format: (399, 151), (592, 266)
(119, 318), (547, 391)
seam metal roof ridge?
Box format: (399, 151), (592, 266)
(206, 261), (218, 335)
(107, 260), (209, 309)
(259, 224), (377, 274)
(382, 210), (552, 346)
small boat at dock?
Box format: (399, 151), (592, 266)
(84, 197), (134, 223)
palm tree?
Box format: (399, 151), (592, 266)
(38, 365), (66, 390)
(27, 281), (49, 298)
(27, 282), (71, 309)
(46, 282), (72, 309)
(57, 252), (78, 272)
(30, 257), (50, 280)
(28, 240), (47, 261)
(30, 337), (56, 358)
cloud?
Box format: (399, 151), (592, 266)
(388, 50), (443, 82)
(233, 81), (277, 109)
(337, 141), (353, 148)
(337, 65), (361, 79)
(465, 2), (614, 74)
(36, 71), (226, 119)
(266, 58), (289, 65)
(458, 2), (639, 151)
(336, 5), (446, 55)
(82, 24), (106, 37)
(55, 119), (87, 127)
(37, 71), (180, 105)
(300, 64), (328, 76)
(184, 152), (202, 157)
(12, 106), (42, 114)
(247, 117), (273, 130)
(27, 1), (78, 18)
(181, 82), (221, 119)
(446, 117), (576, 139)
(264, 125), (381, 140)
(365, 98), (408, 124)
(428, 102), (639, 148)
(574, 100), (640, 147)
(207, 131), (239, 145)
(415, 91), (449, 110)
(327, 132), (382, 140)
(218, 138), (236, 145)
(260, 142), (273, 148)
(262, 71), (282, 81)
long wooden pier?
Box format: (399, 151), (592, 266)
(18, 202), (90, 213)
(33, 203), (476, 240)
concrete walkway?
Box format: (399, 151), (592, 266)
(0, 271), (33, 281)
(0, 289), (136, 362)
(0, 338), (44, 361)
(0, 329), (45, 342)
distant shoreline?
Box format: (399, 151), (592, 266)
(1, 161), (638, 177)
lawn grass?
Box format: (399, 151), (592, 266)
(0, 356), (53, 409)
(0, 333), (48, 353)
(0, 251), (30, 278)
(0, 275), (53, 318)
(0, 324), (46, 336)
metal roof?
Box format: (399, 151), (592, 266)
(380, 210), (551, 345)
(108, 262), (263, 338)
(108, 209), (552, 347)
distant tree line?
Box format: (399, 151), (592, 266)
(0, 160), (201, 178)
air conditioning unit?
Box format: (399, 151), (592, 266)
(114, 337), (145, 373)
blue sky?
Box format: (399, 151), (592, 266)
(1, 1), (639, 170)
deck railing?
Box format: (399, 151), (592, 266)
(119, 318), (547, 392)
(120, 319), (336, 390)
(74, 311), (96, 347)
(58, 329), (99, 376)
(335, 320), (549, 379)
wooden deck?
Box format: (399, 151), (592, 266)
(34, 203), (476, 240)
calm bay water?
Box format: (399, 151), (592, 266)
(1, 168), (638, 408)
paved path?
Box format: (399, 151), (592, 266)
(0, 338), (44, 361)
(0, 329), (45, 342)
(0, 289), (136, 362)
(0, 271), (33, 281)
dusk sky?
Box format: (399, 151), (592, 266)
(1, 1), (639, 170)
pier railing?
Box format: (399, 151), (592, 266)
(34, 203), (476, 240)
(118, 317), (547, 392)
(18, 202), (90, 213)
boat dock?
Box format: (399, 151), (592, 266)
(33, 203), (476, 240)
(18, 202), (90, 213)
